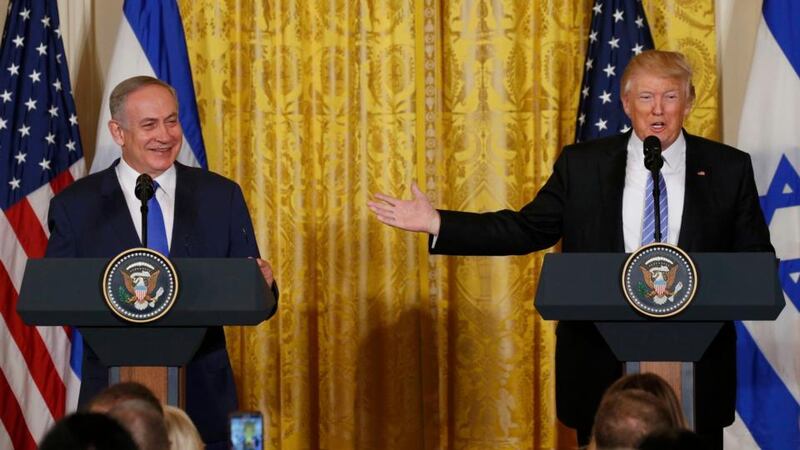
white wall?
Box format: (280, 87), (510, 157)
(715, 0), (763, 146)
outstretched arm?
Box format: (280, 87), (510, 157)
(368, 182), (441, 235)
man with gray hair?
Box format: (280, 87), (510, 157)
(46, 75), (279, 449)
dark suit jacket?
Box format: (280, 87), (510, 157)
(45, 160), (277, 447)
(431, 132), (773, 433)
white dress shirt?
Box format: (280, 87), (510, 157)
(115, 158), (176, 250)
(622, 132), (686, 252)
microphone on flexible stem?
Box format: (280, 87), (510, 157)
(643, 136), (664, 243)
(134, 174), (155, 247)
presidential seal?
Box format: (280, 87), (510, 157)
(102, 248), (179, 323)
(621, 243), (697, 318)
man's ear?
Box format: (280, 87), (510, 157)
(108, 120), (125, 146)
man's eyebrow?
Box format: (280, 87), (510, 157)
(137, 113), (178, 124)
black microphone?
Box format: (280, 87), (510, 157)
(135, 174), (155, 247)
(643, 135), (663, 172)
(643, 136), (664, 243)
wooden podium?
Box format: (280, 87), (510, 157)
(17, 257), (276, 405)
(535, 252), (783, 427)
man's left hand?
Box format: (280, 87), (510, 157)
(257, 258), (275, 287)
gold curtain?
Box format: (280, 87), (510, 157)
(179, 1), (718, 448)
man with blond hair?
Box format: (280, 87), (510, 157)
(368, 50), (773, 449)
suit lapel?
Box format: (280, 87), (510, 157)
(678, 133), (711, 250)
(169, 163), (199, 257)
(600, 134), (628, 252)
(100, 162), (141, 250)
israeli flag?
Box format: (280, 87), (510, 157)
(90, 0), (206, 173)
(724, 1), (800, 449)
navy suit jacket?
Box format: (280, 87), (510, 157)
(45, 160), (276, 446)
(431, 132), (773, 436)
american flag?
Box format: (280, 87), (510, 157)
(575, 0), (654, 142)
(0, 0), (84, 448)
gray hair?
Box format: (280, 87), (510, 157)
(109, 75), (178, 124)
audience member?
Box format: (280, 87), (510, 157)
(108, 399), (171, 450)
(38, 412), (138, 450)
(87, 381), (164, 415)
(164, 405), (205, 450)
(591, 389), (674, 450)
(604, 373), (687, 428)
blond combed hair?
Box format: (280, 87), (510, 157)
(164, 405), (204, 450)
(621, 50), (696, 103)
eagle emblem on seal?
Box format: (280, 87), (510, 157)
(638, 256), (684, 305)
(121, 264), (165, 310)
(103, 248), (178, 323)
(622, 243), (697, 318)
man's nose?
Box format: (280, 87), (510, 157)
(155, 122), (174, 140)
(652, 98), (663, 115)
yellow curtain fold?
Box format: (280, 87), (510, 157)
(179, 0), (718, 448)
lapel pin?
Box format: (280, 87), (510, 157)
(697, 170), (706, 176)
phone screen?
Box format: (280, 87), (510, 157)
(229, 411), (264, 450)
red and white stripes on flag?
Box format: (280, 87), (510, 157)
(0, 163), (84, 449)
(0, 0), (86, 448)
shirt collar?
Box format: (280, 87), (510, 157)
(626, 131), (686, 172)
(116, 157), (176, 197)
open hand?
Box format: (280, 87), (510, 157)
(367, 182), (441, 235)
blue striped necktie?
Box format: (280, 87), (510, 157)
(147, 181), (169, 255)
(641, 172), (668, 245)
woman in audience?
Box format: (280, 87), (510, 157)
(164, 404), (205, 450)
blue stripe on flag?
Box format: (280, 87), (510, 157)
(69, 329), (83, 378)
(735, 322), (800, 450)
(763, 0), (800, 78)
(122, 0), (207, 168)
(779, 258), (800, 310)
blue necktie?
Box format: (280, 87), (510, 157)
(147, 181), (169, 255)
(641, 171), (668, 245)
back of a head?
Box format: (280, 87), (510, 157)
(164, 405), (205, 450)
(638, 428), (705, 450)
(87, 381), (164, 415)
(38, 412), (138, 450)
(108, 399), (170, 450)
(593, 389), (674, 450)
(606, 373), (687, 428)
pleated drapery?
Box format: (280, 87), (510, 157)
(179, 0), (718, 448)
